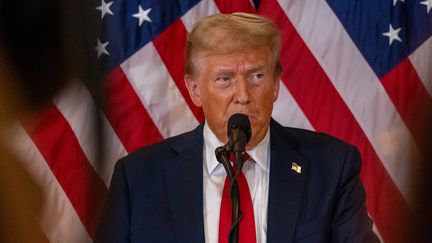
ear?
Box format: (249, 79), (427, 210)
(273, 76), (280, 102)
(185, 74), (202, 107)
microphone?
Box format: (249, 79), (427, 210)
(214, 113), (252, 243)
(227, 113), (251, 169)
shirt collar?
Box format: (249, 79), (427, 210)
(203, 121), (270, 176)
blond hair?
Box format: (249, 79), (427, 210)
(185, 12), (282, 76)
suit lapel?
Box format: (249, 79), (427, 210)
(267, 120), (309, 243)
(164, 124), (205, 243)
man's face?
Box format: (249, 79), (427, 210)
(185, 48), (280, 149)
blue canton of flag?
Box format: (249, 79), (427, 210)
(95, 0), (201, 71)
(327, 0), (432, 77)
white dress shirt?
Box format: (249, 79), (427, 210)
(202, 121), (270, 243)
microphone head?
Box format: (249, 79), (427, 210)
(227, 113), (252, 143)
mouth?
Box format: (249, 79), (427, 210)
(229, 112), (255, 120)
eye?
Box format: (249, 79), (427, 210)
(249, 73), (264, 82)
(216, 76), (232, 83)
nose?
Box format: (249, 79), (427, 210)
(233, 76), (251, 105)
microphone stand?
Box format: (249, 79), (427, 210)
(215, 145), (244, 243)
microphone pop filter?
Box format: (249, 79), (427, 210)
(227, 113), (252, 143)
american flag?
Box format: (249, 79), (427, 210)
(8, 0), (432, 242)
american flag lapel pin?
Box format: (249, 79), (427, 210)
(291, 162), (302, 174)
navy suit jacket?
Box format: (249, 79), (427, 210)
(96, 119), (379, 243)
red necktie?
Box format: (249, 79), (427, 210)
(218, 153), (257, 243)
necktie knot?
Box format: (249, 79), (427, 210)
(229, 152), (250, 169)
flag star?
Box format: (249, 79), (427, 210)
(95, 39), (109, 58)
(420, 0), (432, 13)
(393, 0), (404, 6)
(382, 24), (402, 45)
(132, 6), (152, 26)
(96, 0), (114, 19)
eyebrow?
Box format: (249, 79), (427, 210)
(214, 64), (267, 75)
(246, 64), (266, 73)
(214, 68), (236, 75)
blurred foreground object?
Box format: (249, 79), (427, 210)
(0, 51), (47, 242)
(0, 0), (101, 242)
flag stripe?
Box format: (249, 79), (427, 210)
(152, 19), (205, 122)
(409, 36), (432, 96)
(272, 82), (314, 131)
(104, 66), (164, 153)
(275, 0), (421, 205)
(22, 102), (107, 238)
(8, 124), (93, 243)
(54, 82), (99, 169)
(120, 42), (200, 138)
(54, 81), (127, 186)
(181, 0), (219, 31)
(260, 1), (412, 242)
(213, 0), (256, 13)
(99, 118), (129, 185)
(380, 58), (432, 155)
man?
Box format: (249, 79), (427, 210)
(96, 13), (379, 243)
